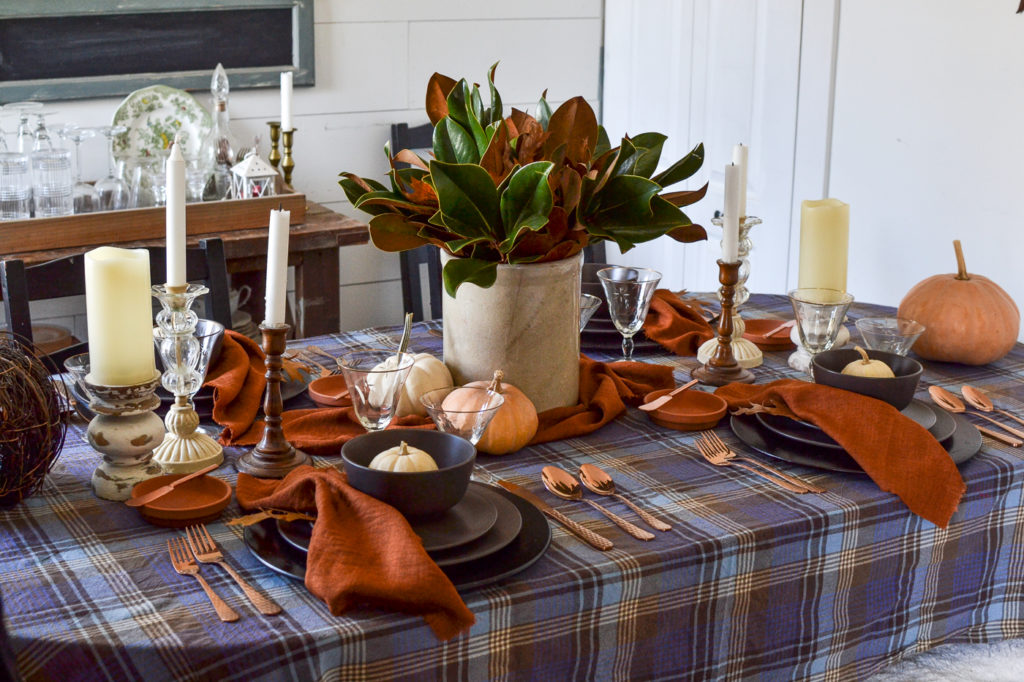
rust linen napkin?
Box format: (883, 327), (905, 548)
(205, 330), (267, 443)
(531, 355), (674, 444)
(236, 466), (475, 640)
(643, 289), (714, 356)
(715, 379), (966, 527)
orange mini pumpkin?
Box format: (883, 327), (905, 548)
(464, 370), (539, 455)
(898, 240), (1019, 365)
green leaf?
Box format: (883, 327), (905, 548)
(652, 142), (704, 188)
(338, 174), (388, 209)
(429, 160), (502, 238)
(368, 214), (428, 252)
(442, 257), (498, 297)
(447, 81), (489, 156)
(499, 162), (554, 251)
(594, 126), (611, 159)
(356, 190), (435, 216)
(486, 62), (503, 125)
(579, 175), (662, 251)
(629, 132), (667, 179)
(432, 118), (479, 164)
(537, 89), (552, 130)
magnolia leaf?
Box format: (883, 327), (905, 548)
(426, 72), (458, 125)
(442, 257), (498, 297)
(447, 81), (489, 156)
(432, 118), (478, 164)
(356, 190), (435, 216)
(629, 132), (667, 179)
(667, 221), (708, 243)
(479, 120), (511, 185)
(429, 160), (501, 238)
(550, 166), (582, 216)
(393, 148), (430, 170)
(368, 213), (429, 252)
(444, 236), (491, 255)
(543, 96), (598, 164)
(338, 175), (389, 213)
(499, 161), (555, 252)
(537, 89), (552, 129)
(593, 125), (611, 160)
(652, 142), (705, 188)
(662, 181), (709, 207)
(486, 62), (503, 125)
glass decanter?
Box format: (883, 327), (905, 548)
(200, 63), (241, 201)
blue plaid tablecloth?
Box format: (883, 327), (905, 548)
(3, 294), (1024, 681)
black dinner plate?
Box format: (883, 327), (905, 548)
(730, 404), (980, 475)
(245, 483), (551, 592)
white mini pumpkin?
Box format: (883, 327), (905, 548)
(368, 441), (438, 472)
(371, 352), (453, 418)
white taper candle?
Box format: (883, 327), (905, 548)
(264, 209), (290, 326)
(722, 163), (741, 263)
(165, 142), (186, 287)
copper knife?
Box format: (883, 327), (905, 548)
(125, 463), (221, 507)
(496, 479), (613, 551)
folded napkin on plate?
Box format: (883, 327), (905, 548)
(531, 355), (674, 444)
(715, 379), (966, 528)
(236, 466), (474, 640)
(643, 289), (714, 356)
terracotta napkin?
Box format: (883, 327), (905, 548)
(236, 466), (474, 640)
(715, 379), (966, 527)
(530, 355), (674, 444)
(643, 289), (714, 356)
(205, 331), (267, 443)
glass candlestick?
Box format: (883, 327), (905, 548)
(151, 283), (224, 473)
(711, 215), (761, 308)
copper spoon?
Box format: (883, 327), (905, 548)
(928, 386), (1024, 440)
(639, 379), (699, 412)
(961, 386), (1024, 429)
(541, 466), (655, 541)
(578, 464), (671, 531)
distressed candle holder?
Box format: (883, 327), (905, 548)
(281, 128), (296, 187)
(82, 371), (166, 501)
(267, 121), (282, 170)
(691, 260), (756, 387)
(235, 323), (310, 478)
(151, 283), (224, 473)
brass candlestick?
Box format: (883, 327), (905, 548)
(691, 260), (756, 387)
(281, 128), (296, 187)
(235, 323), (310, 478)
(267, 121), (281, 170)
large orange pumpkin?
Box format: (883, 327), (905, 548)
(465, 370), (538, 455)
(897, 240), (1019, 365)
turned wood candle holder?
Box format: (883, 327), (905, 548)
(691, 259), (756, 387)
(235, 323), (310, 478)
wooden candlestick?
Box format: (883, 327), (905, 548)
(235, 323), (310, 478)
(691, 260), (756, 387)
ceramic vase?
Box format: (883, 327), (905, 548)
(442, 251), (582, 412)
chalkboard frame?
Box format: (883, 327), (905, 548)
(0, 0), (314, 102)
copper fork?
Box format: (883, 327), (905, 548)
(701, 431), (825, 493)
(694, 434), (820, 494)
(186, 524), (282, 615)
(167, 537), (239, 622)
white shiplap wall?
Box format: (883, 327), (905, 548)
(14, 0), (603, 337)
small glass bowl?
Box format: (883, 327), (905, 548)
(580, 293), (601, 331)
(854, 317), (926, 356)
(420, 386), (504, 445)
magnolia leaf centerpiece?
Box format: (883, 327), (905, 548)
(340, 65), (708, 296)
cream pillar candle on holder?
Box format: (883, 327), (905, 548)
(721, 163), (741, 263)
(165, 142), (186, 288)
(798, 199), (850, 293)
(85, 247), (156, 386)
(264, 208), (290, 326)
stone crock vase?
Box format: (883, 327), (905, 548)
(442, 251), (582, 412)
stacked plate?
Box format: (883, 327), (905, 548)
(580, 263), (661, 354)
(243, 481), (552, 591)
(232, 310), (261, 343)
(730, 398), (982, 473)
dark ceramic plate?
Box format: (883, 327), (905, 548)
(245, 483), (551, 592)
(277, 484), (523, 568)
(277, 485), (499, 554)
(730, 403), (980, 475)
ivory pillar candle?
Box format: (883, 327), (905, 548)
(85, 247), (156, 386)
(280, 72), (293, 131)
(264, 209), (290, 326)
(722, 163), (741, 263)
(731, 143), (748, 218)
(165, 142), (186, 287)
(798, 198), (850, 292)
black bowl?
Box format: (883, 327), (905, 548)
(341, 429), (476, 517)
(811, 348), (923, 409)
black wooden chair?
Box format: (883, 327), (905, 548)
(0, 238), (232, 373)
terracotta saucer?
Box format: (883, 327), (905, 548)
(742, 319), (796, 351)
(307, 374), (350, 407)
(130, 474), (231, 528)
(642, 388), (728, 431)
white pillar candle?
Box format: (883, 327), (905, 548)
(264, 209), (290, 326)
(165, 142), (186, 288)
(798, 198), (850, 292)
(732, 143), (748, 218)
(85, 247), (156, 386)
(722, 163), (741, 263)
(280, 72), (293, 131)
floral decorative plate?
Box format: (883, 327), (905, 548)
(111, 85), (211, 161)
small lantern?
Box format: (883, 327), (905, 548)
(229, 151), (278, 199)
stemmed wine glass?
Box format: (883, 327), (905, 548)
(2, 102), (43, 153)
(788, 288), (854, 374)
(338, 349), (416, 431)
(31, 111), (59, 152)
(95, 125), (130, 211)
(597, 266), (662, 360)
(61, 125), (100, 213)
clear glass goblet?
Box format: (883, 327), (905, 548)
(597, 266), (662, 360)
(419, 386), (504, 446)
(338, 349), (416, 431)
(788, 288), (854, 372)
(95, 125), (130, 211)
(61, 125), (100, 213)
(2, 102), (43, 153)
(580, 293), (601, 332)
